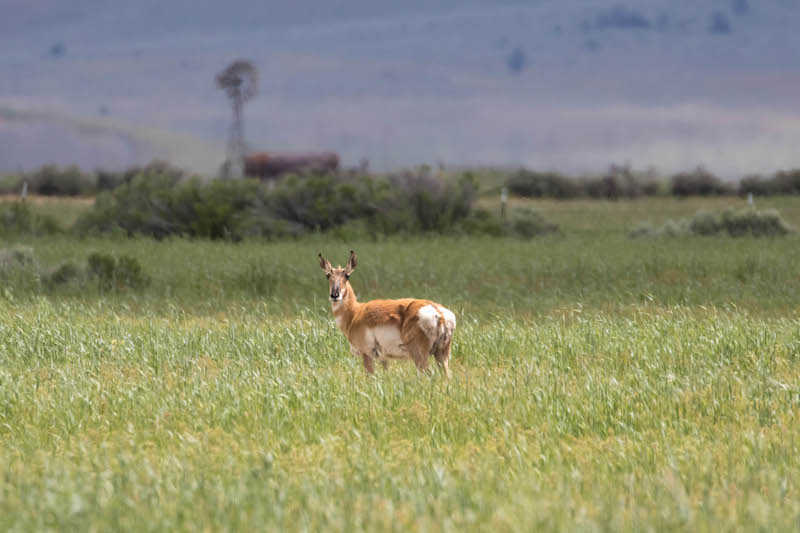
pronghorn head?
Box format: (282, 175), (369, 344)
(318, 250), (357, 303)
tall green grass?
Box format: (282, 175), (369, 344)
(1, 302), (799, 530)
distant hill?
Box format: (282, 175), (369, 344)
(0, 0), (799, 176)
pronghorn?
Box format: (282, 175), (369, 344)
(318, 250), (456, 376)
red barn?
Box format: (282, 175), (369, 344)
(244, 151), (339, 180)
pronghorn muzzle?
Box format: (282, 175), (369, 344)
(330, 281), (341, 301)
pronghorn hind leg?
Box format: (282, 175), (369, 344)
(401, 327), (433, 373)
(361, 353), (376, 375)
(411, 348), (431, 375)
(380, 360), (389, 371)
(403, 330), (433, 375)
(433, 337), (452, 378)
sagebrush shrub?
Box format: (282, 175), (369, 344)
(0, 246), (40, 291)
(47, 261), (82, 286)
(629, 222), (657, 239)
(719, 208), (792, 237)
(510, 207), (559, 238)
(115, 255), (151, 289)
(458, 208), (507, 237)
(0, 201), (60, 236)
(87, 252), (150, 290)
(688, 210), (719, 236)
(633, 207), (793, 239)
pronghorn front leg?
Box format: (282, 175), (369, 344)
(350, 344), (376, 375)
(372, 340), (389, 371)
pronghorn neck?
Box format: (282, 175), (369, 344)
(331, 282), (359, 332)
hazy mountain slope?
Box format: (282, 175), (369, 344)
(0, 0), (799, 175)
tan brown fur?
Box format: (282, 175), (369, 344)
(319, 251), (455, 376)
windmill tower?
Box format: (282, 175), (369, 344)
(216, 59), (258, 178)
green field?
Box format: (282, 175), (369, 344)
(2, 196), (800, 531)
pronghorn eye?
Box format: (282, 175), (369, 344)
(345, 273), (350, 279)
(326, 273), (330, 279)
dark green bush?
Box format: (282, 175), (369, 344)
(76, 169), (502, 240)
(505, 170), (580, 199)
(94, 160), (183, 192)
(738, 175), (771, 196)
(384, 171), (478, 232)
(76, 168), (186, 238)
(268, 174), (374, 232)
(506, 166), (662, 200)
(27, 165), (96, 196)
(266, 170), (479, 235)
(583, 165), (661, 199)
(171, 178), (264, 239)
(670, 167), (732, 197)
(771, 170), (800, 195)
(95, 169), (129, 192)
(2, 161), (187, 199)
(87, 252), (150, 290)
(77, 172), (281, 239)
(584, 175), (623, 200)
(740, 170), (800, 196)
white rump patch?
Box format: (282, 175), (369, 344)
(439, 307), (456, 336)
(417, 305), (442, 338)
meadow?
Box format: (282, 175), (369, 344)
(1, 195), (800, 531)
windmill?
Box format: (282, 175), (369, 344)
(216, 59), (258, 178)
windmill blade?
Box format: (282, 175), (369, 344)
(216, 59), (258, 102)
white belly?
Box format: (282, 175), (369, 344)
(363, 326), (410, 360)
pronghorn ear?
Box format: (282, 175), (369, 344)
(318, 253), (332, 273)
(345, 250), (357, 274)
